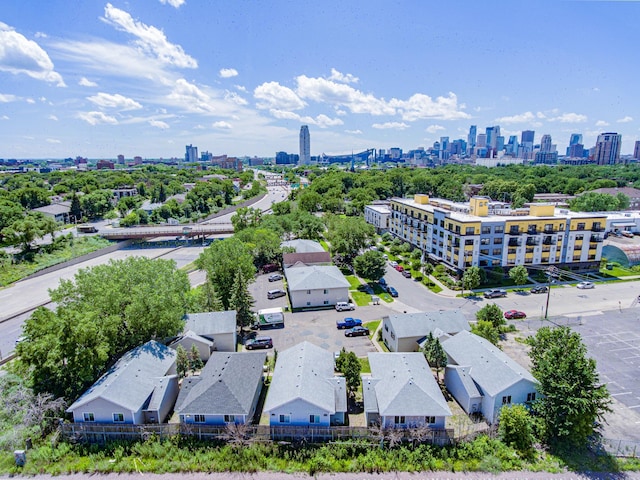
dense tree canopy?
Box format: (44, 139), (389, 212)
(353, 250), (386, 281)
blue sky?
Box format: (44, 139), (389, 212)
(1, 0), (638, 159)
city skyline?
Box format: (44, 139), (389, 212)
(1, 0), (639, 159)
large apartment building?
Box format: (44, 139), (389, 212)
(385, 195), (606, 273)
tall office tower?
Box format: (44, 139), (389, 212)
(299, 125), (311, 165)
(496, 136), (505, 153)
(185, 144), (198, 162)
(477, 134), (487, 148)
(506, 135), (519, 155)
(468, 125), (477, 148)
(521, 130), (535, 144)
(594, 132), (622, 165)
(569, 133), (583, 146)
(634, 141), (640, 160)
(540, 134), (552, 153)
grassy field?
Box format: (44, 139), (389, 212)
(351, 291), (371, 306)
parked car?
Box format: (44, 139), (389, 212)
(267, 289), (286, 299)
(378, 277), (387, 286)
(386, 286), (398, 297)
(484, 289), (507, 299)
(245, 336), (273, 350)
(262, 263), (279, 273)
(389, 261), (398, 268)
(577, 281), (595, 289)
(335, 301), (356, 312)
(336, 317), (362, 329)
(395, 265), (404, 272)
(530, 285), (548, 294)
(345, 326), (370, 337)
(402, 270), (411, 278)
(268, 273), (283, 282)
(504, 310), (527, 319)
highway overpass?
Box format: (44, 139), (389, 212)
(100, 223), (234, 240)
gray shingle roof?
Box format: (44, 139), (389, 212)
(281, 239), (326, 253)
(445, 365), (481, 398)
(175, 352), (266, 416)
(33, 203), (70, 215)
(386, 311), (470, 339)
(67, 340), (176, 413)
(184, 311), (236, 336)
(285, 265), (350, 291)
(169, 330), (215, 349)
(442, 331), (537, 397)
(364, 353), (451, 417)
(264, 342), (346, 414)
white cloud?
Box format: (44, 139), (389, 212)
(314, 114), (344, 128)
(235, 85), (247, 92)
(549, 113), (588, 123)
(495, 111), (536, 124)
(268, 109), (343, 128)
(595, 120), (609, 127)
(345, 129), (362, 134)
(166, 78), (217, 113)
(77, 111), (118, 125)
(1, 115), (9, 120)
(392, 92), (470, 121)
(46, 138), (61, 144)
(335, 108), (347, 116)
(224, 90), (248, 105)
(87, 92), (142, 110)
(617, 116), (633, 123)
(219, 68), (238, 78)
(159, 0), (185, 7)
(149, 119), (169, 129)
(213, 121), (232, 129)
(426, 124), (445, 134)
(102, 3), (197, 68)
(79, 77), (98, 87)
(296, 75), (394, 115)
(0, 22), (65, 86)
(26, 98), (35, 104)
(0, 93), (18, 102)
(372, 122), (409, 130)
(269, 109), (301, 120)
(48, 114), (58, 121)
(254, 81), (306, 110)
(328, 68), (359, 84)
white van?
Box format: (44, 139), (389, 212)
(335, 301), (355, 312)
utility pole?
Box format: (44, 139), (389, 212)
(544, 266), (557, 320)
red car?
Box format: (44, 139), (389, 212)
(504, 310), (527, 319)
(395, 265), (404, 272)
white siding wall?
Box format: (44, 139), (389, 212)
(483, 379), (538, 424)
(381, 415), (446, 429)
(211, 332), (236, 352)
(268, 399), (331, 427)
(444, 367), (482, 415)
(72, 398), (135, 424)
(171, 337), (213, 361)
(289, 287), (349, 310)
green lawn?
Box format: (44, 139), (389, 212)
(364, 319), (380, 338)
(350, 291), (371, 306)
(601, 265), (636, 277)
(358, 356), (371, 374)
(345, 275), (362, 290)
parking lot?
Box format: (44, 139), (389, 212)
(247, 273), (386, 357)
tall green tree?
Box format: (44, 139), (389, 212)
(189, 343), (204, 372)
(70, 193), (83, 222)
(476, 303), (506, 329)
(197, 238), (256, 310)
(498, 404), (535, 457)
(470, 320), (500, 346)
(176, 345), (189, 378)
(421, 332), (448, 381)
(462, 266), (481, 292)
(335, 350), (361, 398)
(231, 207), (262, 232)
(527, 326), (610, 447)
(327, 216), (375, 265)
(230, 268), (255, 333)
(353, 250), (386, 281)
(508, 265), (529, 286)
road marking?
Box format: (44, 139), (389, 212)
(565, 311), (604, 317)
(611, 392), (632, 396)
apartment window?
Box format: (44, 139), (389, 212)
(495, 226), (504, 234)
(494, 238), (503, 245)
(224, 415), (235, 423)
(439, 220), (444, 228)
(509, 226), (519, 234)
(480, 238), (490, 245)
(480, 249), (489, 256)
(323, 300), (329, 305)
(455, 225), (461, 234)
(493, 249), (502, 256)
(573, 255), (581, 261)
(465, 227), (475, 235)
(508, 248), (516, 255)
(83, 413), (95, 422)
(323, 289), (328, 294)
(575, 235), (583, 241)
(526, 393), (536, 402)
(482, 226), (491, 234)
(194, 414), (206, 423)
(309, 415), (320, 424)
(113, 413), (124, 423)
(544, 223), (554, 232)
(306, 290), (311, 294)
(577, 222), (585, 231)
(394, 416), (406, 425)
(306, 302), (311, 306)
(465, 239), (474, 246)
(425, 416), (436, 424)
(279, 415), (290, 424)
(502, 395), (512, 405)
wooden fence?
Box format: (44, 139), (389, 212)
(59, 423), (453, 446)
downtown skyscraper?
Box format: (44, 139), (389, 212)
(299, 125), (310, 165)
(594, 132), (622, 165)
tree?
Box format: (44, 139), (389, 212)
(476, 303), (505, 329)
(230, 268), (255, 333)
(498, 404), (535, 457)
(353, 250), (386, 281)
(470, 320), (500, 346)
(231, 207), (262, 232)
(335, 350), (361, 398)
(327, 216), (375, 265)
(70, 193), (82, 222)
(508, 265), (529, 286)
(235, 228), (283, 267)
(421, 332), (448, 381)
(196, 238), (256, 311)
(527, 326), (610, 447)
(462, 266), (481, 293)
(189, 343), (204, 372)
(2, 212), (50, 252)
(176, 345), (189, 378)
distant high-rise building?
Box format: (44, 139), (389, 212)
(540, 134), (553, 153)
(468, 125), (477, 148)
(634, 141), (640, 160)
(569, 133), (583, 146)
(567, 133), (584, 156)
(594, 132), (622, 165)
(185, 144), (198, 163)
(117, 154), (125, 164)
(299, 125), (310, 165)
(521, 130), (535, 144)
(496, 136), (505, 153)
(486, 126), (500, 150)
(477, 134), (487, 148)
(506, 135), (518, 155)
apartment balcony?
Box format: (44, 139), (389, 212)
(508, 229), (522, 235)
(591, 236), (603, 243)
(508, 238), (521, 247)
(543, 237), (555, 245)
(543, 228), (558, 234)
(526, 239), (540, 246)
(527, 228), (538, 235)
(591, 226), (603, 232)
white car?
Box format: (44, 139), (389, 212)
(577, 281), (595, 289)
(389, 261), (398, 268)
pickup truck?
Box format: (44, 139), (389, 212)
(483, 289), (507, 299)
(336, 317), (362, 329)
